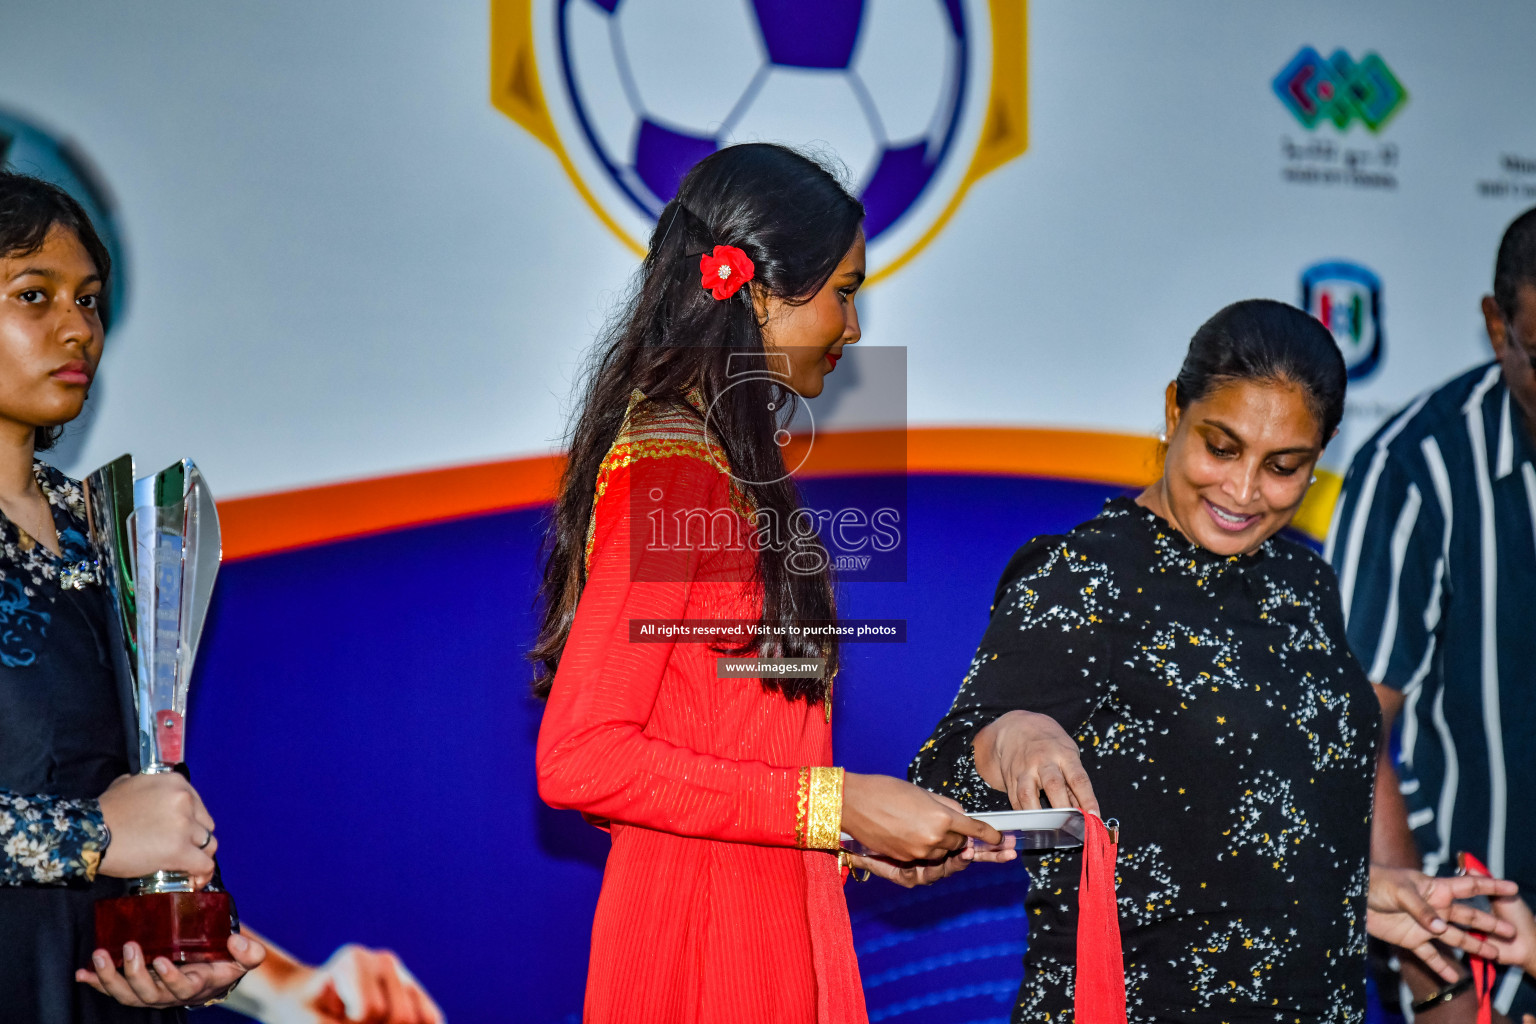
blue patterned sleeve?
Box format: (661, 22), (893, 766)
(0, 790), (111, 885)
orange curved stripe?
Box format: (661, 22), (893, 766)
(219, 454), (565, 561)
(218, 426), (1338, 560)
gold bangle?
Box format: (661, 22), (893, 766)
(190, 988), (231, 1010)
(837, 850), (871, 882)
(795, 767), (810, 848)
(801, 766), (843, 851)
(191, 971), (245, 1010)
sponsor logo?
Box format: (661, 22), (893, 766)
(490, 0), (1026, 280)
(1273, 47), (1407, 133)
(1301, 262), (1383, 381)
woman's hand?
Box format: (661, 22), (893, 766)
(841, 773), (1003, 862)
(75, 933), (265, 1008)
(1366, 865), (1518, 981)
(97, 772), (218, 889)
(974, 710), (1099, 813)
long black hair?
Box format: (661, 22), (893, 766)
(1175, 299), (1347, 444)
(0, 172), (113, 452)
(531, 143), (865, 702)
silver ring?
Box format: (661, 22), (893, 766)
(197, 829), (213, 850)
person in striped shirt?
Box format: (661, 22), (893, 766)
(1330, 206), (1536, 1021)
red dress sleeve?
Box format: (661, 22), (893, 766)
(535, 446), (813, 848)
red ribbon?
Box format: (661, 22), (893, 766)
(1075, 812), (1127, 1024)
(1460, 852), (1495, 1024)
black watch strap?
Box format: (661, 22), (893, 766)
(1411, 975), (1473, 1014)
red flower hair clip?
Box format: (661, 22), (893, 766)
(699, 245), (755, 300)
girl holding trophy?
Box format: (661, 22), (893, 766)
(533, 143), (1010, 1024)
(0, 173), (441, 1023)
(0, 171), (258, 1021)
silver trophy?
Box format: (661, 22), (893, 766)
(84, 455), (232, 964)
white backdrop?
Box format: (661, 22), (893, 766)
(1, 1), (1533, 497)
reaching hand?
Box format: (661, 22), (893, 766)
(1366, 865), (1518, 981)
(1482, 892), (1536, 976)
(75, 933), (265, 1009)
(97, 772), (218, 890)
(841, 772), (1003, 862)
(974, 710), (1099, 813)
(844, 793), (1018, 888)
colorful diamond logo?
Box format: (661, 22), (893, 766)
(1273, 48), (1407, 133)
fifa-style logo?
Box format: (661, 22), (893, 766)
(1273, 47), (1407, 133)
(1301, 262), (1383, 381)
(490, 0), (1027, 281)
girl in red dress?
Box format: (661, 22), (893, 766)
(533, 144), (1007, 1024)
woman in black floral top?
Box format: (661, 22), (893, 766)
(911, 301), (1520, 1024)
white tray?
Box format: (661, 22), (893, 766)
(839, 808), (1087, 856)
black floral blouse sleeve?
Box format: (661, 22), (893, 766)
(0, 790), (109, 885)
(909, 532), (1114, 810)
(0, 462), (114, 887)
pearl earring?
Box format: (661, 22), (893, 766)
(1158, 431), (1168, 443)
(1310, 474), (1317, 484)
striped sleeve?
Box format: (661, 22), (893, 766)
(1329, 438), (1447, 691)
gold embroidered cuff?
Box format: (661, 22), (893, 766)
(796, 766), (843, 850)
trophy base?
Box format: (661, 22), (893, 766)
(93, 891), (233, 966)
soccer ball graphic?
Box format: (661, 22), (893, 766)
(556, 0), (969, 245)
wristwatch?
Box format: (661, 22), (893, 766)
(1410, 975), (1472, 1014)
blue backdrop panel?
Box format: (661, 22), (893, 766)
(184, 475), (1126, 1023)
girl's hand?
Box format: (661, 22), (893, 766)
(1366, 865), (1518, 981)
(842, 793), (1017, 887)
(76, 933), (265, 1009)
(97, 773), (219, 889)
(845, 850), (969, 888)
(845, 841), (1020, 889)
(974, 710), (1099, 813)
(841, 773), (1003, 862)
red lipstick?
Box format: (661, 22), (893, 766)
(51, 360), (92, 386)
(825, 352), (840, 371)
